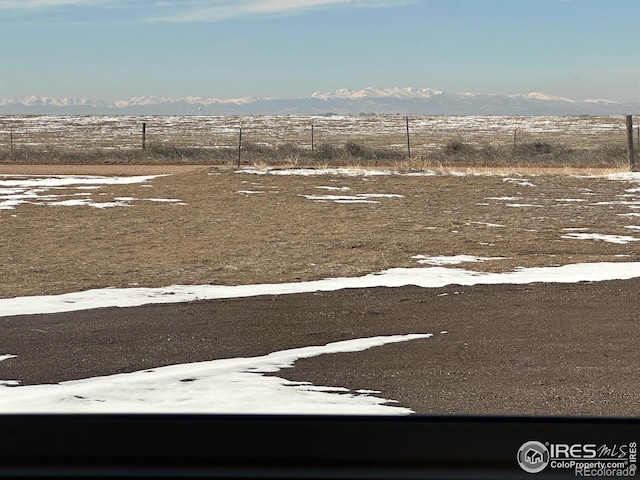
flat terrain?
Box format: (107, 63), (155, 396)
(1, 164), (638, 298)
(1, 164), (639, 416)
(2, 280), (639, 416)
(0, 114), (631, 153)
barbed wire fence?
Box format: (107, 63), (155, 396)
(0, 115), (637, 167)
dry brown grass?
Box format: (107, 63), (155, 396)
(1, 164), (638, 298)
(2, 114), (636, 166)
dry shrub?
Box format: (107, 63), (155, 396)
(422, 138), (630, 168)
(0, 137), (631, 169)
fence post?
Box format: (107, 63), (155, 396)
(513, 129), (517, 149)
(626, 115), (635, 171)
(311, 124), (314, 155)
(237, 126), (242, 168)
(405, 116), (411, 158)
(142, 122), (146, 150)
(9, 128), (13, 157)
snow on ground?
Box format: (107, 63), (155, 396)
(2, 261), (640, 414)
(236, 190), (265, 195)
(1, 167), (639, 413)
(2, 262), (640, 318)
(0, 335), (431, 414)
(505, 203), (544, 208)
(1, 115), (628, 152)
(561, 233), (640, 244)
(503, 177), (536, 187)
(467, 221), (505, 228)
(0, 175), (184, 210)
(299, 193), (404, 204)
(316, 186), (351, 191)
(607, 172), (640, 181)
(411, 255), (506, 265)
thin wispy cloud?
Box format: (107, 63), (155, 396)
(0, 0), (120, 9)
(0, 0), (409, 21)
(144, 0), (410, 23)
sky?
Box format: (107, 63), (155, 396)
(0, 0), (639, 102)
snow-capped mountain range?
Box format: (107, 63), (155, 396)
(1, 87), (638, 115)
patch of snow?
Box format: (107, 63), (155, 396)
(505, 203), (544, 208)
(411, 255), (506, 265)
(3, 262), (640, 318)
(607, 172), (640, 181)
(315, 186), (351, 191)
(468, 221), (505, 228)
(300, 193), (403, 204)
(503, 178), (536, 187)
(47, 199), (132, 208)
(0, 175), (181, 210)
(591, 201), (640, 206)
(0, 334), (431, 414)
(0, 175), (165, 188)
(561, 233), (639, 244)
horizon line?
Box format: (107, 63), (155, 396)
(1, 87), (637, 105)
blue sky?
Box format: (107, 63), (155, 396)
(0, 0), (638, 102)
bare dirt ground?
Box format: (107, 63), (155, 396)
(0, 164), (203, 176)
(2, 281), (639, 416)
(1, 163), (639, 416)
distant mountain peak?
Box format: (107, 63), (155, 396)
(307, 86), (443, 100)
(512, 92), (576, 102)
(0, 88), (636, 115)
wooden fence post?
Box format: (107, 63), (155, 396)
(513, 129), (517, 149)
(405, 116), (411, 158)
(237, 126), (242, 168)
(626, 115), (635, 171)
(142, 122), (146, 150)
(311, 124), (314, 155)
(9, 128), (13, 157)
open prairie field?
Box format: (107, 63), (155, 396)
(0, 114), (635, 166)
(1, 117), (639, 416)
(0, 164), (639, 297)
